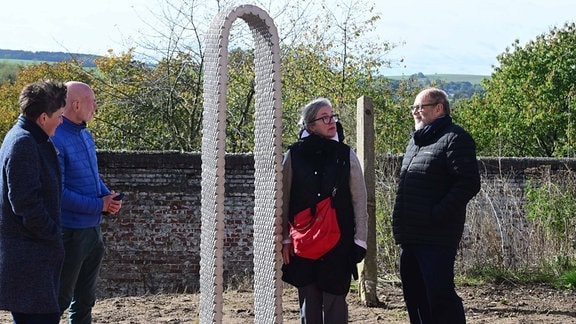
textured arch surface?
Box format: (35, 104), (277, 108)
(200, 4), (283, 324)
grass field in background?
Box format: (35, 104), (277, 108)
(1, 57), (489, 85)
(0, 58), (44, 65)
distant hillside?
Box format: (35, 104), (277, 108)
(384, 72), (489, 99)
(0, 49), (101, 67)
(386, 73), (489, 85)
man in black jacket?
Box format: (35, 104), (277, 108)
(392, 87), (480, 323)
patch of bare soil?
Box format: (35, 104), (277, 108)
(1, 283), (575, 323)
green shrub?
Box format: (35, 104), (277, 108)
(525, 174), (576, 240)
(555, 270), (576, 289)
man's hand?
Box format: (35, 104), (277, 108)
(103, 192), (123, 215)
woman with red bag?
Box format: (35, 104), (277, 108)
(281, 97), (368, 324)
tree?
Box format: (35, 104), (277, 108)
(456, 22), (576, 157)
(368, 76), (420, 155)
(0, 81), (20, 137)
(278, 0), (396, 147)
(119, 0), (399, 152)
(0, 60), (93, 139)
(0, 61), (20, 83)
(1, 0), (409, 155)
(92, 50), (205, 151)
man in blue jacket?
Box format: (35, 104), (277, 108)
(392, 87), (480, 323)
(51, 81), (123, 324)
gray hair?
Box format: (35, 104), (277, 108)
(421, 87), (451, 116)
(299, 97), (332, 131)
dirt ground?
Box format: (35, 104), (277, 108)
(1, 283), (575, 323)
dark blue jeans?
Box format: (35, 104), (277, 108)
(11, 312), (60, 324)
(58, 226), (105, 324)
(399, 244), (465, 324)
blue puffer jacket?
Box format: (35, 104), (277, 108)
(51, 117), (109, 229)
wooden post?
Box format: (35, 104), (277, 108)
(355, 95), (380, 306)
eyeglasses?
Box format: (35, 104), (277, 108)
(410, 102), (438, 112)
(310, 114), (339, 124)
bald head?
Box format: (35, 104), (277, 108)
(63, 81), (98, 124)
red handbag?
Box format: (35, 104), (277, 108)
(289, 196), (341, 260)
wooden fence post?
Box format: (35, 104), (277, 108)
(356, 95), (381, 306)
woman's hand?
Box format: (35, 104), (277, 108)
(282, 243), (294, 264)
(352, 244), (367, 263)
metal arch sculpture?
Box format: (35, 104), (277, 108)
(200, 4), (283, 324)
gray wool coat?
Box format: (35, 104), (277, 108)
(0, 116), (64, 314)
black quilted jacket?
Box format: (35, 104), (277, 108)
(392, 116), (481, 248)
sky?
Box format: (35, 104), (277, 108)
(1, 0), (575, 76)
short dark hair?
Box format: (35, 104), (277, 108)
(19, 79), (67, 120)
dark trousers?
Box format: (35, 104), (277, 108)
(297, 283), (348, 324)
(58, 226), (105, 324)
(11, 312), (60, 324)
(399, 244), (465, 324)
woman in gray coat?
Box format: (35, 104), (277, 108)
(0, 80), (67, 323)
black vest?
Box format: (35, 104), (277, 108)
(288, 134), (355, 242)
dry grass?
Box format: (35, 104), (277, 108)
(375, 161), (576, 279)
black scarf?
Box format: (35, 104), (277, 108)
(413, 115), (452, 146)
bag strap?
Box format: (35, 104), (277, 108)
(292, 158), (346, 231)
(328, 146), (349, 201)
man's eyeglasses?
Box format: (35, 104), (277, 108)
(410, 103), (438, 112)
(310, 114), (339, 124)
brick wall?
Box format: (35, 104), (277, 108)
(95, 151), (576, 297)
(97, 151), (255, 297)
